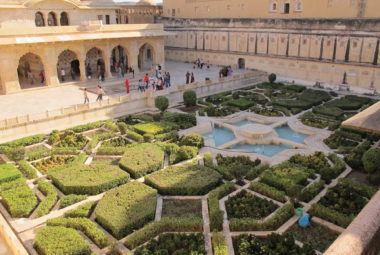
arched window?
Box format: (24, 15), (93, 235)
(47, 12), (57, 26)
(60, 12), (69, 26)
(270, 2), (277, 11)
(35, 12), (45, 27)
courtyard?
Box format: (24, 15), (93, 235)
(0, 75), (379, 255)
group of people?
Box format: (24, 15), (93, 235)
(137, 71), (171, 93)
(113, 62), (135, 79)
(24, 70), (45, 85)
(185, 72), (195, 84)
(219, 65), (233, 78)
(60, 67), (77, 82)
(83, 85), (105, 104)
(193, 58), (210, 69)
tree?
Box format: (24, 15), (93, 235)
(183, 90), (197, 107)
(268, 73), (277, 83)
(155, 96), (169, 112)
(362, 149), (380, 174)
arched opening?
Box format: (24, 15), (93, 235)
(138, 43), (154, 71)
(35, 12), (45, 27)
(60, 12), (69, 26)
(110, 45), (128, 78)
(17, 53), (45, 89)
(57, 50), (80, 83)
(85, 47), (105, 80)
(47, 12), (57, 26)
(238, 58), (245, 69)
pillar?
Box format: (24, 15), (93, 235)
(79, 53), (86, 82)
(43, 47), (59, 86)
(0, 53), (21, 94)
(128, 42), (139, 74)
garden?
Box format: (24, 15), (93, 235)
(0, 79), (378, 255)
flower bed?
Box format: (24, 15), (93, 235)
(144, 162), (222, 195)
(325, 95), (372, 110)
(134, 233), (206, 255)
(250, 182), (286, 202)
(133, 122), (175, 135)
(226, 190), (279, 219)
(1, 185), (38, 217)
(95, 182), (157, 239)
(48, 130), (87, 149)
(49, 164), (130, 195)
(101, 137), (130, 147)
(162, 199), (202, 218)
(17, 161), (37, 179)
(0, 164), (22, 184)
(224, 98), (255, 110)
(118, 143), (165, 178)
(32, 155), (76, 175)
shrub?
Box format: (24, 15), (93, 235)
(225, 99), (255, 110)
(250, 182), (286, 202)
(34, 226), (91, 255)
(1, 185), (38, 217)
(67, 121), (103, 133)
(245, 163), (269, 180)
(119, 143), (165, 178)
(145, 162), (222, 195)
(309, 203), (353, 228)
(0, 164), (22, 184)
(116, 122), (128, 135)
(204, 153), (214, 168)
(95, 182), (157, 239)
(212, 232), (228, 255)
(208, 183), (236, 231)
(299, 180), (325, 202)
(176, 145), (198, 163)
(155, 96), (169, 112)
(284, 85), (306, 92)
(362, 149), (380, 174)
(183, 90), (197, 107)
(32, 155), (76, 175)
(126, 130), (144, 142)
(64, 201), (95, 218)
(133, 122), (175, 135)
(104, 119), (120, 133)
(160, 112), (197, 129)
(124, 217), (202, 249)
(0, 178), (26, 193)
(35, 180), (58, 217)
(155, 131), (179, 142)
(60, 194), (87, 208)
(96, 146), (127, 155)
(313, 105), (344, 119)
(180, 133), (204, 148)
(143, 133), (154, 142)
(268, 73), (277, 83)
(50, 164), (130, 195)
(47, 217), (109, 248)
(1, 134), (45, 147)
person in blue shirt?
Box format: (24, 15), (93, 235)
(298, 213), (313, 228)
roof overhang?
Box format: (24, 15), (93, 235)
(342, 101), (380, 134)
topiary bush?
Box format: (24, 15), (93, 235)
(362, 149), (380, 174)
(0, 164), (22, 184)
(1, 185), (38, 217)
(155, 96), (169, 112)
(183, 90), (197, 107)
(35, 180), (58, 217)
(180, 133), (204, 148)
(60, 194), (88, 208)
(268, 73), (277, 83)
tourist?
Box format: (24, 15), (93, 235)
(206, 61), (210, 69)
(60, 68), (65, 82)
(191, 72), (195, 83)
(27, 70), (34, 84)
(144, 73), (149, 88)
(131, 67), (135, 79)
(39, 70), (45, 84)
(125, 78), (130, 94)
(83, 88), (89, 104)
(138, 79), (145, 92)
(166, 72), (171, 87)
(227, 66), (233, 76)
(86, 63), (92, 79)
(96, 85), (105, 102)
(186, 71), (190, 84)
(155, 64), (159, 77)
(70, 68), (76, 80)
(298, 214), (312, 228)
(200, 59), (204, 69)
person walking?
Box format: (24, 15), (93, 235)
(96, 85), (105, 102)
(166, 72), (171, 87)
(39, 70), (45, 84)
(138, 79), (145, 92)
(60, 68), (65, 82)
(131, 67), (135, 79)
(70, 68), (76, 81)
(190, 72), (195, 83)
(83, 88), (89, 104)
(125, 78), (130, 94)
(144, 73), (149, 88)
(186, 71), (190, 84)
(28, 70), (34, 85)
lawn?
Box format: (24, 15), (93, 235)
(162, 199), (202, 218)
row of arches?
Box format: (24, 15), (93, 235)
(35, 11), (69, 27)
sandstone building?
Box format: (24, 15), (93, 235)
(116, 0), (162, 25)
(161, 0), (380, 89)
(0, 0), (167, 94)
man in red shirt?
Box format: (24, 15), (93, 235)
(144, 73), (149, 89)
(125, 78), (130, 94)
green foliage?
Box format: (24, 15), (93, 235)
(180, 133), (204, 148)
(309, 203), (353, 228)
(133, 122), (175, 135)
(250, 182), (286, 202)
(155, 131), (179, 142)
(124, 217), (203, 249)
(34, 226), (91, 255)
(47, 217), (109, 248)
(268, 73), (277, 83)
(36, 180), (58, 217)
(208, 183), (236, 231)
(345, 141), (371, 170)
(155, 96), (169, 112)
(225, 99), (255, 110)
(143, 133), (154, 142)
(126, 130), (144, 142)
(104, 119), (120, 133)
(116, 122), (128, 135)
(275, 89), (331, 110)
(49, 164), (130, 195)
(203, 153), (214, 168)
(362, 149), (380, 174)
(229, 204), (294, 231)
(159, 112), (197, 129)
(215, 154), (261, 180)
(95, 182), (157, 239)
(135, 233), (206, 255)
(48, 130), (87, 148)
(32, 155), (76, 175)
(183, 90), (197, 107)
(245, 163), (269, 180)
(67, 121), (103, 133)
(64, 201), (95, 218)
(170, 146), (199, 164)
(60, 194), (88, 208)
(0, 146), (26, 161)
(212, 232), (228, 255)
(0, 178), (26, 193)
(0, 134), (45, 147)
(119, 143), (165, 178)
(313, 105), (344, 119)
(1, 185), (38, 217)
(0, 164), (22, 184)
(299, 180), (325, 202)
(284, 84), (306, 92)
(326, 95), (371, 110)
(145, 162), (222, 195)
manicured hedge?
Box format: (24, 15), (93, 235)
(309, 203), (353, 228)
(180, 133), (204, 148)
(49, 164), (130, 195)
(1, 185), (38, 217)
(225, 99), (255, 110)
(64, 201), (95, 218)
(119, 143), (165, 178)
(67, 121), (103, 133)
(60, 194), (87, 208)
(0, 164), (22, 184)
(95, 182), (157, 239)
(250, 182), (286, 203)
(0, 178), (25, 192)
(299, 180), (325, 202)
(47, 217), (109, 248)
(124, 217), (203, 249)
(212, 232), (228, 255)
(126, 130), (144, 142)
(17, 160), (37, 179)
(145, 162), (222, 195)
(133, 122), (174, 135)
(229, 203), (294, 231)
(34, 226), (91, 255)
(313, 105), (344, 119)
(1, 134), (45, 147)
(36, 180), (58, 217)
(203, 153), (214, 168)
(96, 146), (127, 155)
(326, 95), (370, 110)
(208, 183), (236, 231)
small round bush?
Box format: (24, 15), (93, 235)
(143, 133), (154, 142)
(178, 146), (198, 161)
(362, 149), (380, 174)
(183, 90), (197, 107)
(180, 133), (204, 148)
(268, 73), (277, 83)
(155, 96), (169, 112)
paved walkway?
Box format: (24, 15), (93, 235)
(0, 237), (11, 255)
(0, 61), (247, 119)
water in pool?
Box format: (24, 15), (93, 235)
(275, 125), (309, 144)
(232, 143), (292, 157)
(233, 120), (259, 127)
(204, 126), (235, 147)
